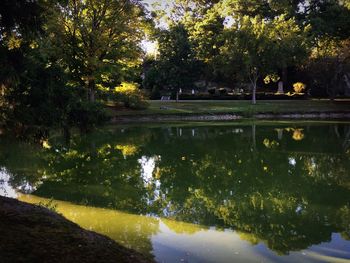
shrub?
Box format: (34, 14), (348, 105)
(150, 86), (161, 100)
(114, 82), (149, 109)
(292, 129), (305, 141)
(293, 82), (306, 94)
(263, 74), (280, 84)
(68, 101), (110, 131)
(208, 88), (216, 95)
(219, 88), (227, 95)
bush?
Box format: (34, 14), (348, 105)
(219, 88), (227, 95)
(114, 82), (149, 109)
(293, 82), (306, 94)
(150, 86), (161, 100)
(208, 88), (216, 95)
(68, 101), (110, 131)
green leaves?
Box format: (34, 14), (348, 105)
(47, 0), (147, 99)
(144, 24), (201, 92)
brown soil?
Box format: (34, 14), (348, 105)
(0, 196), (154, 263)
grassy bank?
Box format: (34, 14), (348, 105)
(108, 99), (350, 118)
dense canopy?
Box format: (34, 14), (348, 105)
(0, 0), (349, 130)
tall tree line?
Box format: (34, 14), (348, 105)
(143, 0), (350, 102)
(1, 0), (350, 131)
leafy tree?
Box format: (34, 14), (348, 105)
(144, 24), (201, 100)
(219, 14), (308, 104)
(114, 82), (149, 109)
(46, 0), (148, 102)
(305, 38), (350, 98)
(0, 0), (57, 129)
(301, 0), (350, 41)
(188, 6), (226, 83)
(300, 1), (350, 98)
(149, 0), (349, 100)
(1, 0), (152, 133)
(0, 0), (42, 98)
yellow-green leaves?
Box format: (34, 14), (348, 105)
(6, 33), (22, 50)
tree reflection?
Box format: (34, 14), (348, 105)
(0, 123), (350, 255)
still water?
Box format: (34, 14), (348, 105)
(1, 122), (350, 262)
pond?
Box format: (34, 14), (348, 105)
(1, 121), (350, 262)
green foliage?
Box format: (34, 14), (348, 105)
(114, 82), (149, 109)
(0, 37), (110, 132)
(305, 0), (350, 40)
(45, 0), (148, 102)
(215, 13), (309, 103)
(0, 0), (46, 126)
(150, 0), (349, 101)
(1, 0), (350, 132)
(305, 39), (350, 97)
(67, 101), (110, 131)
(143, 24), (202, 93)
(0, 0), (149, 133)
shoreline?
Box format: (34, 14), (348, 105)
(111, 111), (350, 123)
(0, 196), (154, 263)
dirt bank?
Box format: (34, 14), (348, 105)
(0, 196), (154, 263)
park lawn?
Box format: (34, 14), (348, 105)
(108, 100), (350, 117)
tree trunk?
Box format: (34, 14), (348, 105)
(249, 71), (258, 105)
(252, 81), (257, 105)
(88, 78), (95, 103)
(329, 62), (342, 101)
(176, 90), (179, 102)
(282, 67), (288, 89)
(252, 124), (256, 150)
(326, 84), (334, 101)
(344, 74), (350, 96)
(63, 125), (71, 145)
(343, 126), (350, 150)
(334, 125), (340, 138)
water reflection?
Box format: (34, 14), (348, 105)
(18, 195), (350, 263)
(0, 168), (17, 198)
(1, 122), (350, 262)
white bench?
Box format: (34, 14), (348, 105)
(161, 96), (171, 101)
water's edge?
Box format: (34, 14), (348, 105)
(0, 196), (154, 263)
(112, 111), (350, 123)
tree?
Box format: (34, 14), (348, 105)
(188, 6), (226, 83)
(158, 1), (310, 102)
(0, 0), (43, 98)
(144, 24), (200, 101)
(46, 0), (147, 102)
(217, 14), (309, 104)
(301, 0), (350, 41)
(0, 1), (106, 132)
(305, 39), (350, 98)
(0, 0), (55, 129)
(300, 1), (350, 98)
